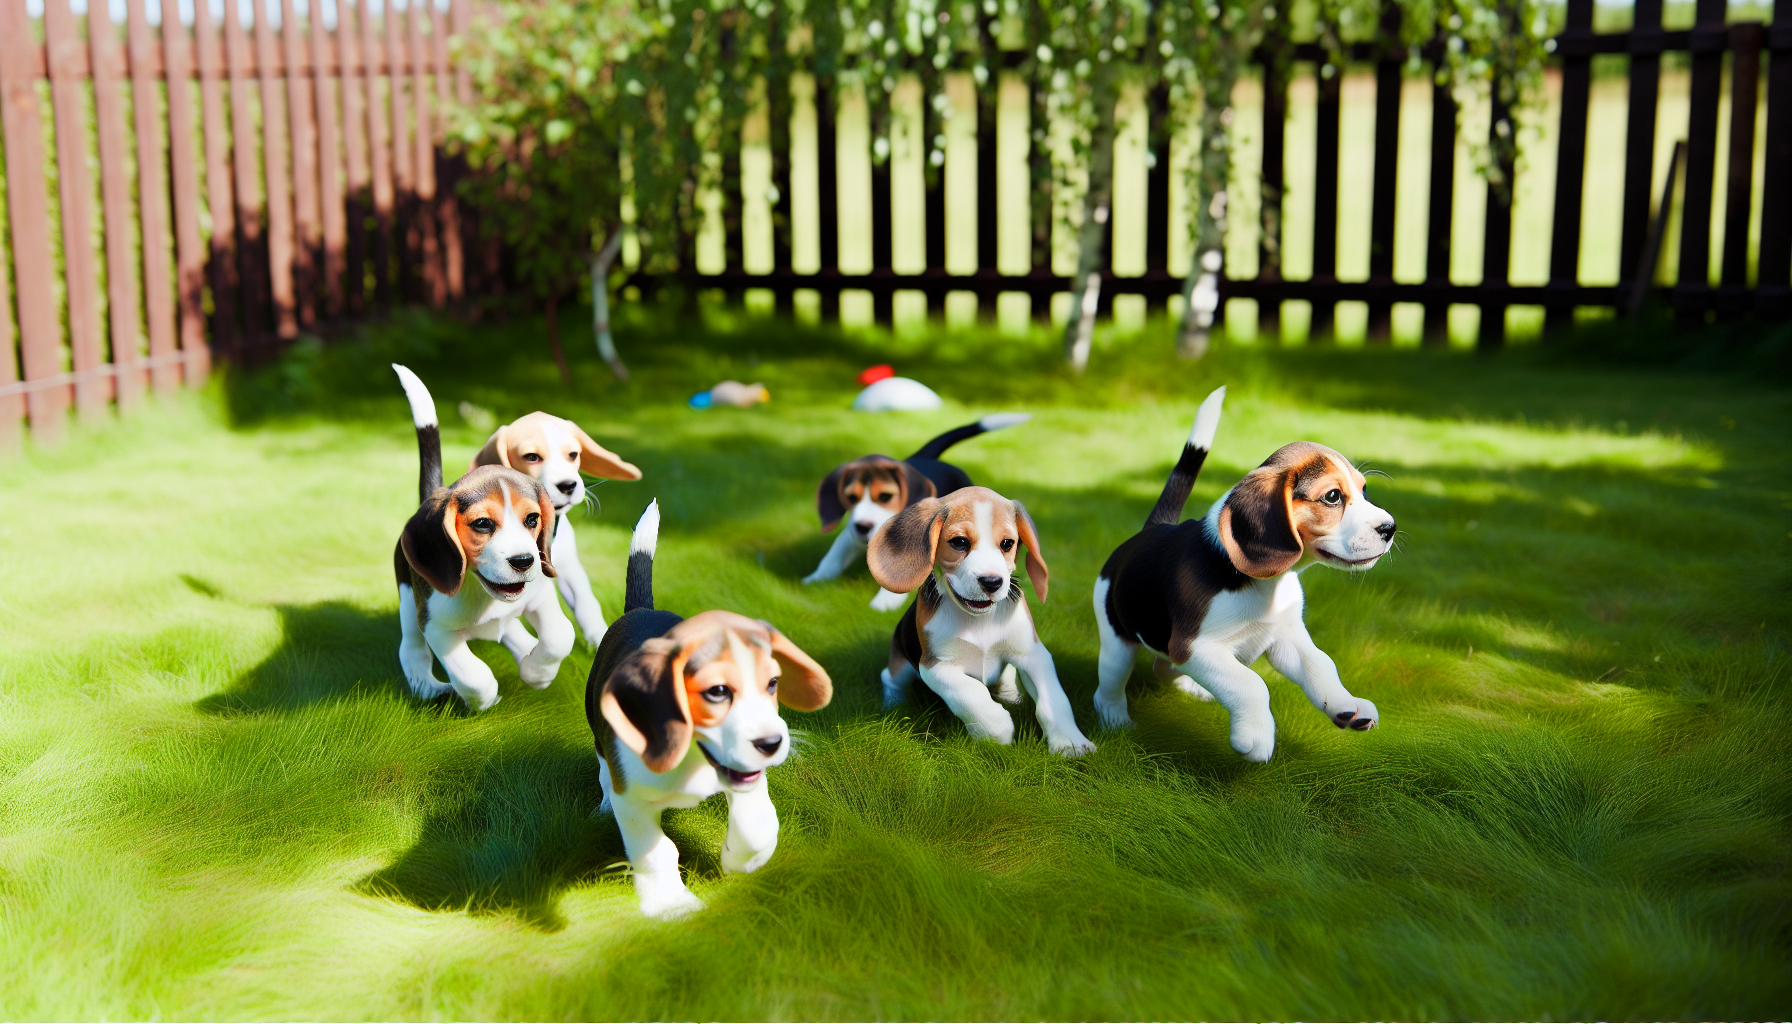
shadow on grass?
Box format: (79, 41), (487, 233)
(196, 601), (419, 715)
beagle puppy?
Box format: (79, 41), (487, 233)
(590, 501), (834, 919)
(868, 486), (1095, 757)
(471, 411), (642, 648)
(392, 366), (576, 711)
(1093, 386), (1395, 762)
(804, 413), (1030, 611)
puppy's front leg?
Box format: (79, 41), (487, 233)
(1093, 583), (1139, 728)
(428, 631), (502, 711)
(720, 783), (780, 875)
(1010, 645), (1096, 756)
(517, 598), (575, 689)
(1180, 645), (1277, 762)
(397, 584), (452, 700)
(1267, 622), (1379, 732)
(920, 663), (1016, 744)
(801, 529), (864, 584)
(551, 524), (607, 647)
(610, 793), (703, 919)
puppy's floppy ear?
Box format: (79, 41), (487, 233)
(1219, 466), (1302, 578)
(899, 463), (937, 507)
(600, 638), (694, 774)
(816, 466), (847, 532)
(532, 479), (558, 578)
(868, 497), (944, 593)
(569, 422), (643, 480)
(762, 624), (833, 711)
(1012, 500), (1049, 602)
(471, 425), (511, 472)
(401, 491), (467, 596)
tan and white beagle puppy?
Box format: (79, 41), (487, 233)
(1093, 387), (1396, 762)
(392, 366), (576, 711)
(868, 486), (1095, 757)
(471, 411), (642, 647)
(589, 502), (834, 919)
(803, 414), (1029, 611)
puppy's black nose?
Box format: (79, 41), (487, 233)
(977, 575), (1006, 595)
(854, 521), (873, 536)
(751, 736), (783, 756)
(1375, 520), (1397, 542)
(507, 553), (536, 572)
(556, 480), (577, 495)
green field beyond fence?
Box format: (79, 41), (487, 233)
(0, 313), (1785, 1019)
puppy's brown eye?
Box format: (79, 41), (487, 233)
(877, 493), (895, 503)
(1000, 538), (1015, 553)
(702, 685), (732, 704)
(767, 677), (779, 696)
(568, 451), (579, 461)
(1322, 489), (1343, 506)
(948, 537), (970, 553)
(525, 512), (541, 529)
(470, 517), (496, 534)
(522, 453), (542, 463)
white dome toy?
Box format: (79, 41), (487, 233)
(852, 376), (943, 412)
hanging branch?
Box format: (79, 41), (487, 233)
(589, 226), (629, 380)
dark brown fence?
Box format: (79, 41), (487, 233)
(0, 0), (472, 450)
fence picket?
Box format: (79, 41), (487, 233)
(1366, 2), (1403, 342)
(362, 0), (395, 309)
(1675, 0), (1728, 319)
(254, 0), (298, 338)
(160, 0), (209, 386)
(281, 0), (320, 327)
(1619, 0), (1664, 294)
(410, 0), (443, 307)
(225, 0), (267, 341)
(1760, 0), (1792, 313)
(1310, 62), (1341, 339)
(312, 0), (346, 316)
(128, 0), (178, 395)
(90, 0), (144, 409)
(0, 0), (61, 442)
(1546, 0), (1595, 332)
(44, 0), (107, 420)
(1719, 22), (1764, 308)
(1423, 40), (1455, 345)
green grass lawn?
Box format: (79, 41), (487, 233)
(1, 309), (1788, 1020)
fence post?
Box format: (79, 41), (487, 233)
(43, 0), (108, 419)
(1422, 35), (1456, 346)
(90, 0), (145, 409)
(815, 75), (840, 321)
(387, 3), (415, 302)
(254, 0), (299, 340)
(1718, 23), (1764, 315)
(1367, 1), (1403, 342)
(1674, 0), (1729, 322)
(160, 0), (210, 387)
(1618, 0), (1664, 302)
(1256, 38), (1288, 341)
(312, 0), (346, 317)
(225, 0), (269, 341)
(280, 0), (319, 326)
(1310, 60), (1342, 341)
(1479, 91), (1515, 348)
(0, 0), (64, 443)
(132, 0), (181, 394)
(1760, 0), (1792, 314)
(872, 97), (894, 325)
(193, 0), (240, 355)
(363, 0), (396, 309)
(409, 0), (444, 308)
(1545, 0), (1595, 335)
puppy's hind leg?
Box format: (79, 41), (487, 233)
(552, 522), (607, 647)
(1154, 656), (1215, 702)
(397, 584), (452, 700)
(802, 529), (864, 584)
(1092, 578), (1138, 729)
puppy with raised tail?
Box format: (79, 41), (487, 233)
(868, 486), (1095, 757)
(392, 365), (575, 711)
(804, 414), (1030, 611)
(1093, 386), (1396, 762)
(589, 501), (834, 919)
(470, 411), (641, 647)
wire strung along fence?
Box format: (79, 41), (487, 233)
(0, 0), (478, 452)
(4, 0), (1792, 453)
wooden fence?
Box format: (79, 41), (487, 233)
(3, 0), (1790, 451)
(0, 0), (472, 450)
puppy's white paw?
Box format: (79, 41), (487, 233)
(1049, 734), (1097, 757)
(582, 627), (607, 649)
(1327, 697), (1380, 732)
(1171, 674), (1216, 702)
(721, 841), (775, 875)
(1230, 718), (1276, 762)
(518, 660), (561, 689)
(869, 588), (908, 612)
(1094, 695), (1135, 730)
(639, 887), (705, 921)
(800, 570), (830, 585)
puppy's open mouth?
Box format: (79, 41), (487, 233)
(699, 744), (764, 786)
(949, 587), (997, 612)
(477, 573), (528, 597)
(1320, 550), (1382, 566)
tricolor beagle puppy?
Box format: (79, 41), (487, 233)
(590, 501), (834, 919)
(803, 414), (1030, 611)
(868, 486), (1095, 757)
(1093, 387), (1396, 761)
(392, 366), (576, 711)
(471, 411), (642, 647)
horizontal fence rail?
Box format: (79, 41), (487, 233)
(3, 0), (1791, 453)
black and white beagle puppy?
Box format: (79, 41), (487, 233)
(868, 485), (1095, 757)
(803, 414), (1030, 611)
(392, 366), (575, 711)
(590, 502), (834, 919)
(1093, 387), (1396, 761)
(470, 411), (642, 648)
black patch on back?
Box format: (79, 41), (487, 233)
(1101, 519), (1251, 664)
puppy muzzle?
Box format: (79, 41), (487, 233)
(699, 743), (769, 789)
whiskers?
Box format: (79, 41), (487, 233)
(579, 476), (607, 516)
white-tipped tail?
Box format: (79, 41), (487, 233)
(1188, 386), (1226, 451)
(630, 499), (660, 557)
(392, 364), (438, 428)
(979, 412), (1032, 432)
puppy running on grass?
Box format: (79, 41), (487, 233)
(589, 501), (834, 919)
(868, 486), (1095, 757)
(1093, 387), (1396, 762)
